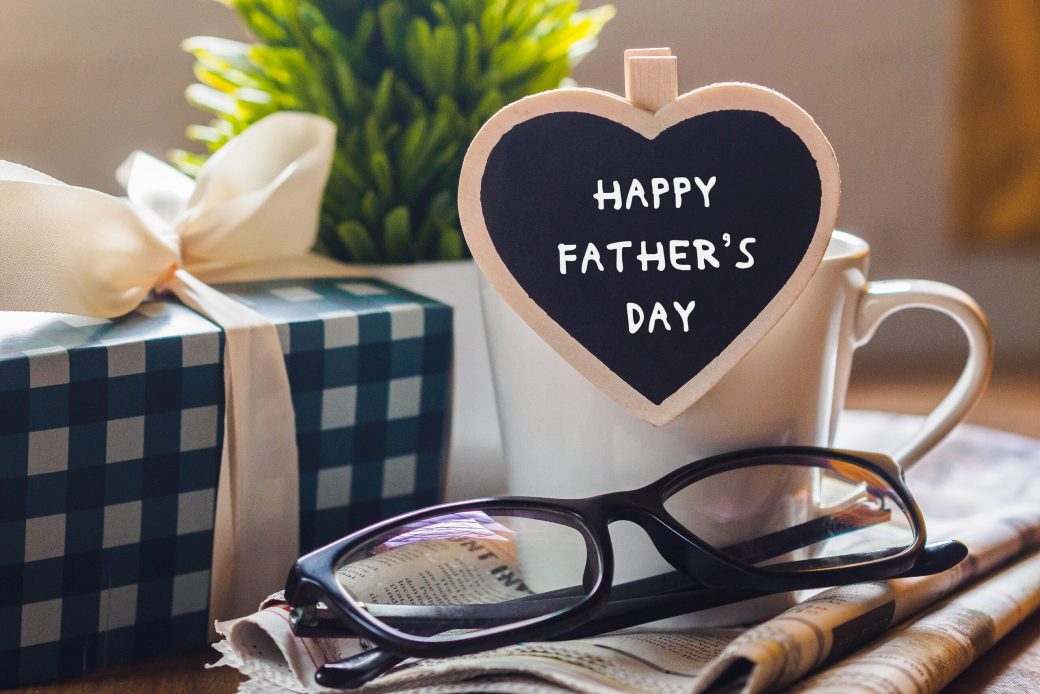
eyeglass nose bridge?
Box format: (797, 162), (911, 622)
(590, 485), (664, 521)
(582, 492), (731, 585)
(581, 486), (692, 551)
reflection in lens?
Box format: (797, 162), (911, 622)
(334, 510), (592, 639)
(662, 455), (915, 573)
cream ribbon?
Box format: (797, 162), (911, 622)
(0, 112), (363, 624)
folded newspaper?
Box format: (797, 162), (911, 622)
(211, 412), (1040, 693)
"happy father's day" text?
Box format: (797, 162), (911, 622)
(557, 176), (756, 335)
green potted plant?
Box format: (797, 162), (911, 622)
(178, 0), (614, 497)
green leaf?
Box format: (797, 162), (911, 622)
(383, 206), (414, 262)
(378, 0), (408, 58)
(428, 188), (455, 222)
(193, 63), (238, 92)
(370, 151), (394, 198)
(492, 37), (540, 83)
(336, 220), (380, 262)
(431, 24), (459, 93)
(479, 2), (505, 50)
(361, 189), (381, 228)
(185, 84), (239, 118)
(429, 96), (462, 145)
(393, 78), (426, 119)
(431, 1), (452, 25)
(372, 69), (394, 122)
(521, 58), (569, 95)
(326, 48), (362, 114)
(331, 151), (365, 189)
(459, 23), (481, 88)
(363, 115), (385, 158)
(417, 215), (441, 257)
(297, 2), (324, 30)
(399, 114), (429, 166)
(436, 227), (465, 260)
(353, 9), (376, 48)
(182, 35), (252, 59)
(405, 17), (438, 96)
(472, 88), (504, 123)
(244, 8), (289, 44)
(186, 124), (227, 144)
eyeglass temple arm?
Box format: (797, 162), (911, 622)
(718, 491), (891, 565)
(315, 649), (406, 690)
(540, 539), (968, 640)
(289, 570), (694, 639)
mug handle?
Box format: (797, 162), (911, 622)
(854, 279), (994, 470)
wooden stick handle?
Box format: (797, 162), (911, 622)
(624, 48), (678, 113)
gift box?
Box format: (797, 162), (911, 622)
(0, 277), (452, 687)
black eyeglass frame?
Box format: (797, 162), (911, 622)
(285, 446), (925, 661)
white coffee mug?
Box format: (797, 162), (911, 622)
(478, 230), (992, 624)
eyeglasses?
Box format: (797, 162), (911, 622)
(284, 446), (965, 688)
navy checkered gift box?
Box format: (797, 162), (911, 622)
(0, 278), (451, 687)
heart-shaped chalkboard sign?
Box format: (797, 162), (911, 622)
(459, 82), (840, 425)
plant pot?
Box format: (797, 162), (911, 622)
(358, 260), (504, 500)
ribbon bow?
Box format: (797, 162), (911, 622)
(0, 112), (359, 622)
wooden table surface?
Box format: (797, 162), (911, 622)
(11, 368), (1040, 694)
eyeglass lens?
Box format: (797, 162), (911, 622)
(662, 453), (916, 571)
(333, 510), (594, 640)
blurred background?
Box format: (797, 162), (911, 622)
(2, 0), (1037, 427)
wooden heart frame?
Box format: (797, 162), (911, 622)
(459, 80), (840, 426)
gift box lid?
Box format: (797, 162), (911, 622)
(217, 276), (450, 337)
(0, 277), (451, 371)
(0, 299), (222, 374)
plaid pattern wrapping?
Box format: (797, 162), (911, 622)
(0, 278), (451, 687)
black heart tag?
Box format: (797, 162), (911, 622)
(459, 85), (840, 425)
